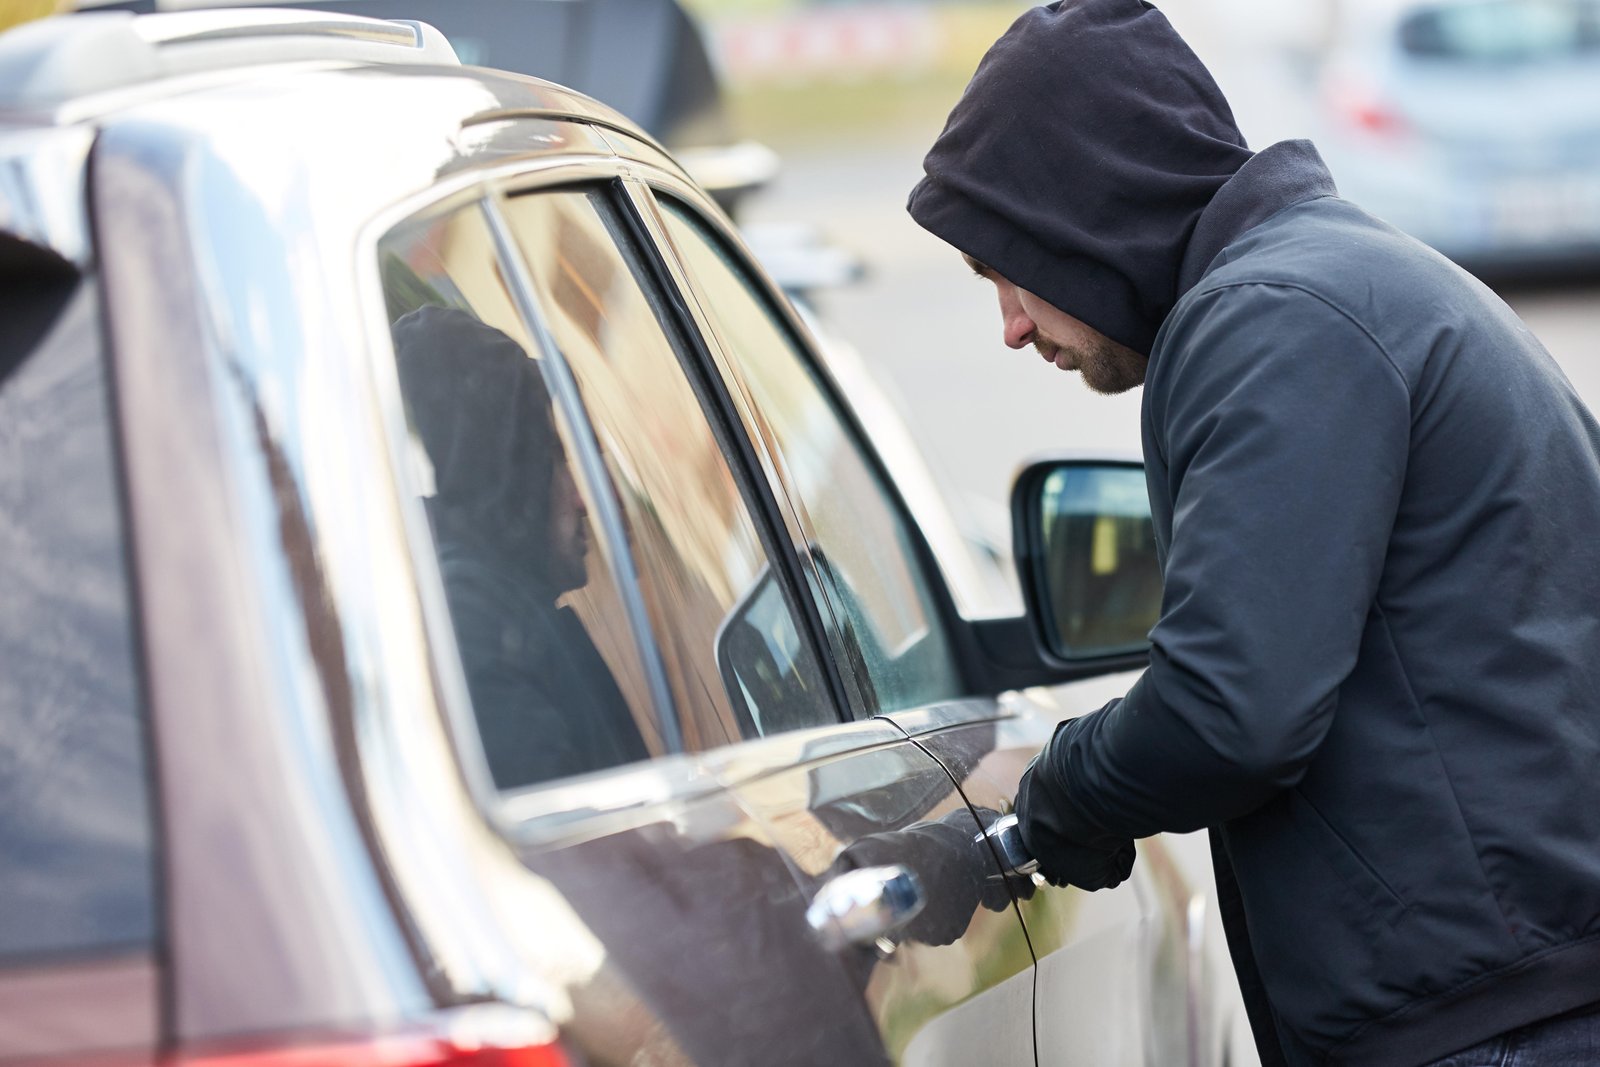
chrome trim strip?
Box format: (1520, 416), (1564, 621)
(876, 699), (1013, 738)
(610, 172), (873, 717)
(480, 189), (684, 754)
(498, 718), (908, 845)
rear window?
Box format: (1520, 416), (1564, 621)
(0, 242), (156, 962)
(1400, 0), (1600, 62)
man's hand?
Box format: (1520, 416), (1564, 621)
(1015, 751), (1137, 891)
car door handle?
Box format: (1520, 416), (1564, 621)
(806, 864), (926, 952)
(979, 813), (1040, 880)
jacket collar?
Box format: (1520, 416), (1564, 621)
(1176, 140), (1339, 296)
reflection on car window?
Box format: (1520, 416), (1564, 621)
(656, 198), (960, 716)
(500, 188), (836, 746)
(0, 278), (155, 961)
(379, 203), (662, 790)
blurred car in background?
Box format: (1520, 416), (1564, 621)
(1315, 0), (1600, 277)
(0, 10), (1243, 1067)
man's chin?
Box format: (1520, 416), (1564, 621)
(1079, 359), (1146, 395)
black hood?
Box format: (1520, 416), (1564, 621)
(907, 0), (1253, 355)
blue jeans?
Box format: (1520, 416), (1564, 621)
(1421, 1007), (1600, 1066)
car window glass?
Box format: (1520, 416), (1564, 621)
(656, 197), (961, 716)
(0, 272), (155, 961)
(378, 201), (664, 790)
(499, 187), (836, 746)
(1400, 0), (1600, 61)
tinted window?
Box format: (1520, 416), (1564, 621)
(379, 202), (664, 790)
(1401, 0), (1600, 61)
(0, 265), (155, 961)
(499, 188), (836, 746)
(656, 198), (961, 716)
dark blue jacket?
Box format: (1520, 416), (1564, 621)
(905, 2), (1600, 1059)
(1032, 140), (1600, 1066)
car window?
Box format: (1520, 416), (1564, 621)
(0, 259), (155, 962)
(378, 201), (666, 790)
(497, 187), (837, 746)
(655, 197), (961, 716)
(1400, 0), (1600, 61)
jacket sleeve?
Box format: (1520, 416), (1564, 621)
(1032, 282), (1412, 846)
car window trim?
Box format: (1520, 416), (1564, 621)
(626, 175), (994, 718)
(613, 177), (875, 718)
(602, 177), (856, 729)
(478, 186), (685, 755)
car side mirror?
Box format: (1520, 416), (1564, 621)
(1012, 459), (1160, 662)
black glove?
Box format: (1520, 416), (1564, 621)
(1014, 748), (1137, 891)
(830, 809), (1014, 947)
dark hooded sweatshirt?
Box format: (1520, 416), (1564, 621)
(909, 3), (1600, 1065)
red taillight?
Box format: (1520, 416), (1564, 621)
(174, 1013), (571, 1067)
(179, 1036), (569, 1067)
(1326, 77), (1412, 139)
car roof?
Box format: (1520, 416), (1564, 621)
(0, 8), (654, 144)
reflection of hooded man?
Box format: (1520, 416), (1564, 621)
(393, 306), (648, 789)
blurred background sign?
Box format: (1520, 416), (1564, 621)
(1, 0), (65, 33)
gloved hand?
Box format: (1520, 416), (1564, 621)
(830, 808), (1015, 947)
(1015, 749), (1137, 891)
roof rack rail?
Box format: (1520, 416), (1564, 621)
(0, 10), (459, 111)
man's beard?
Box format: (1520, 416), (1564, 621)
(1035, 335), (1147, 395)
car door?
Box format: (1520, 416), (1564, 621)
(624, 177), (1047, 1064)
(368, 168), (1035, 1065)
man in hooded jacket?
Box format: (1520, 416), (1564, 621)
(906, 2), (1600, 1065)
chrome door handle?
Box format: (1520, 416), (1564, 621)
(979, 813), (1040, 879)
(806, 864), (925, 952)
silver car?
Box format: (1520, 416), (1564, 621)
(1315, 0), (1600, 275)
(0, 11), (1241, 1066)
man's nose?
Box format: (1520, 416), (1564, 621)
(997, 287), (1035, 349)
